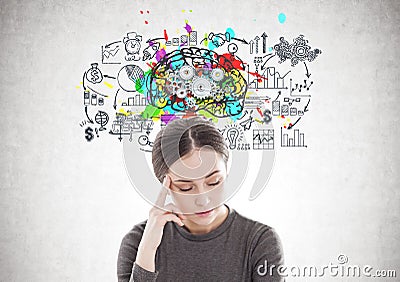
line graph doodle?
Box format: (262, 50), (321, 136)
(253, 129), (274, 150)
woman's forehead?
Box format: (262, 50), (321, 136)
(168, 149), (226, 180)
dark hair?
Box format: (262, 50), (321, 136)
(152, 116), (229, 182)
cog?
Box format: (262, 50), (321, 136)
(164, 71), (183, 95)
(191, 77), (215, 99)
(211, 68), (224, 82)
(179, 65), (195, 80)
(176, 87), (187, 98)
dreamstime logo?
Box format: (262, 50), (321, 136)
(257, 254), (397, 278)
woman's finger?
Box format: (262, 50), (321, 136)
(161, 213), (184, 226)
(164, 203), (187, 220)
(154, 176), (170, 207)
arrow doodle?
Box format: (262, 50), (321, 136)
(304, 62), (311, 78)
(85, 106), (94, 124)
(261, 32), (268, 53)
(113, 89), (120, 110)
(249, 40), (254, 54)
(254, 36), (260, 54)
(304, 99), (311, 112)
(288, 117), (302, 129)
(232, 37), (249, 44)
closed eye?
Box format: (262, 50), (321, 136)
(208, 181), (220, 186)
(179, 187), (193, 192)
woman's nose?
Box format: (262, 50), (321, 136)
(195, 195), (210, 207)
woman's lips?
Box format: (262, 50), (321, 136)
(195, 208), (214, 217)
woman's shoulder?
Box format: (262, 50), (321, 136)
(231, 207), (284, 264)
(120, 219), (148, 245)
(231, 207), (282, 246)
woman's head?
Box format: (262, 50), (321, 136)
(152, 116), (229, 221)
(152, 116), (229, 183)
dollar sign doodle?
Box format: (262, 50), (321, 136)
(90, 70), (99, 83)
(85, 127), (94, 142)
(263, 109), (272, 124)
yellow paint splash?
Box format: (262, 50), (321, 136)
(103, 81), (113, 88)
(119, 108), (131, 116)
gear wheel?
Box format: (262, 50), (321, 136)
(176, 87), (187, 98)
(191, 77), (215, 100)
(164, 71), (183, 95)
(179, 66), (195, 80)
(211, 68), (224, 82)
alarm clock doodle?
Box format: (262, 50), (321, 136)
(123, 32), (142, 61)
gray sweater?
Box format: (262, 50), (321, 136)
(117, 205), (285, 281)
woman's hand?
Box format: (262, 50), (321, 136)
(135, 175), (186, 272)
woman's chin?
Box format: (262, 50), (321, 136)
(189, 208), (217, 224)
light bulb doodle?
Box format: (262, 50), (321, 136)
(227, 127), (239, 149)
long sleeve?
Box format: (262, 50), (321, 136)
(250, 226), (285, 282)
(130, 262), (159, 282)
(117, 220), (159, 282)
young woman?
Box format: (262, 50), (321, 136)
(117, 117), (285, 281)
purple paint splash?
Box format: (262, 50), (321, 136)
(161, 114), (178, 124)
(184, 23), (192, 33)
(155, 48), (166, 62)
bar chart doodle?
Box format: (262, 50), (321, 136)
(121, 94), (148, 107)
(280, 127), (307, 147)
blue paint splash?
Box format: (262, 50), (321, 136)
(278, 13), (286, 24)
(226, 27), (235, 39)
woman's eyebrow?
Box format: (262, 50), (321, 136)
(205, 170), (220, 178)
(173, 170), (220, 183)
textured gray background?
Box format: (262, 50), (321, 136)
(0, 0), (399, 281)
